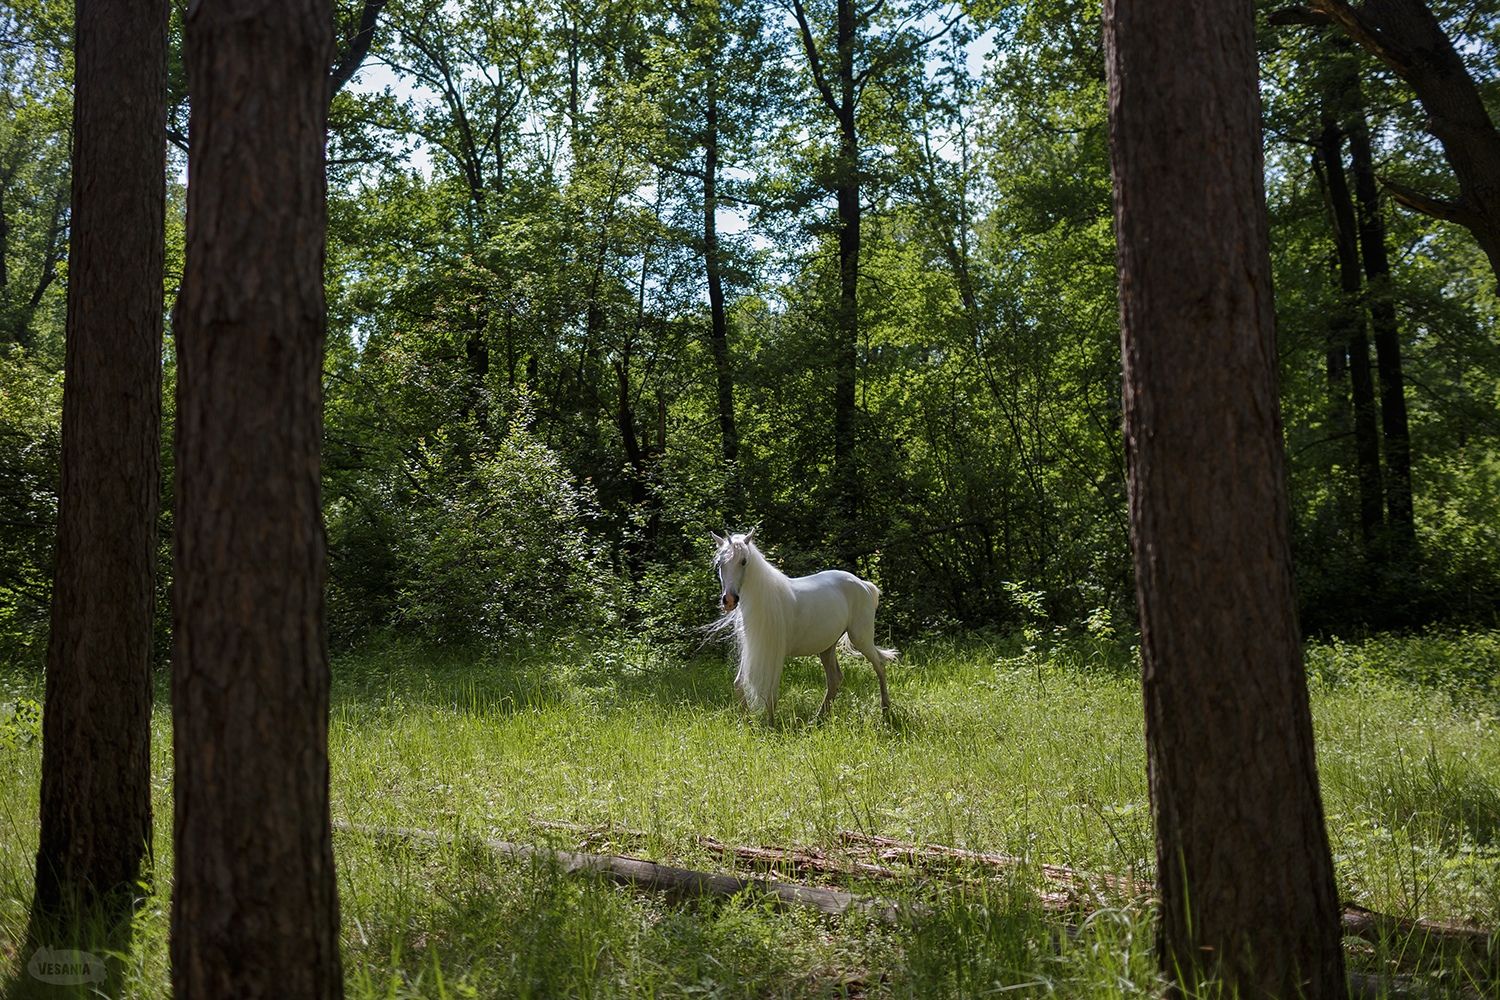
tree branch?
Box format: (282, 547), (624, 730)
(789, 0), (841, 118)
(854, 10), (963, 95)
(1267, 5), (1332, 26)
(1381, 176), (1474, 224)
(328, 0), (388, 101)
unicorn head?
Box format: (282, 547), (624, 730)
(709, 527), (756, 611)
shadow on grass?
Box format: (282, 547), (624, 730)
(330, 637), (934, 727)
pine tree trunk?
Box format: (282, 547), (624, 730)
(1103, 0), (1348, 994)
(0, 183), (9, 293)
(171, 0), (342, 994)
(33, 0), (164, 929)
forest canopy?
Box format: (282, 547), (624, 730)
(2, 0), (1498, 660)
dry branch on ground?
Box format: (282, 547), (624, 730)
(344, 821), (1495, 979)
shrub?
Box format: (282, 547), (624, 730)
(387, 419), (613, 645)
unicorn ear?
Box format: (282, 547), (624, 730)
(709, 530), (726, 547)
(744, 526), (757, 543)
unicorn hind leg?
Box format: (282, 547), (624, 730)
(848, 585), (898, 713)
(816, 646), (843, 719)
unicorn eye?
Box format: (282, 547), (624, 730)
(740, 558), (746, 566)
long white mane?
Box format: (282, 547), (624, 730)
(715, 538), (794, 711)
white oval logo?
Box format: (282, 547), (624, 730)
(27, 947), (106, 985)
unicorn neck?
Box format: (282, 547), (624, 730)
(738, 545), (787, 610)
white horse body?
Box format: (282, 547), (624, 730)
(784, 570), (872, 656)
(713, 531), (896, 718)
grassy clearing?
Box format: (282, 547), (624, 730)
(1, 631), (1497, 997)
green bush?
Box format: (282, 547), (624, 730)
(387, 419), (614, 645)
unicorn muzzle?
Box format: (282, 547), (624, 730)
(721, 591), (739, 612)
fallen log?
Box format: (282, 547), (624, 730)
(838, 831), (1495, 970)
(697, 835), (905, 884)
(838, 830), (1150, 898)
(337, 822), (1490, 991)
(335, 821), (914, 924)
(528, 817), (648, 850)
(1342, 903), (1496, 972)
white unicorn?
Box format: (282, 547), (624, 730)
(710, 528), (897, 721)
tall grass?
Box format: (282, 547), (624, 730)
(1, 632), (1496, 997)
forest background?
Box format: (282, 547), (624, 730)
(2, 0), (1498, 659)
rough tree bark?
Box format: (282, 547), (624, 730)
(1317, 118), (1385, 546)
(1308, 0), (1500, 284)
(832, 4), (861, 531)
(171, 0), (342, 994)
(1102, 0), (1348, 994)
(32, 0), (164, 932)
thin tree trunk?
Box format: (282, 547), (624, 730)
(789, 0), (865, 552)
(172, 0), (342, 994)
(703, 78), (740, 466)
(1103, 0), (1347, 993)
(833, 0), (860, 534)
(0, 183), (9, 291)
(13, 185), (69, 349)
(1319, 119), (1384, 546)
(462, 300), (490, 455)
(33, 0), (165, 937)
(1347, 115), (1416, 548)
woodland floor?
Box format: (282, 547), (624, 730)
(1, 631), (1497, 998)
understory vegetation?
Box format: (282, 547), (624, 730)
(6, 0), (1500, 668)
(3, 633), (1496, 997)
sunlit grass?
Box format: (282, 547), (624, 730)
(1, 632), (1496, 997)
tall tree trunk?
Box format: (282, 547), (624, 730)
(0, 183), (9, 292)
(172, 0), (342, 994)
(1319, 119), (1384, 546)
(1347, 115), (1416, 548)
(832, 0), (860, 535)
(790, 0), (866, 555)
(328, 0), (388, 100)
(33, 0), (165, 935)
(703, 78), (740, 466)
(1103, 0), (1347, 994)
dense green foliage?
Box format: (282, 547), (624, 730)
(3, 634), (1497, 996)
(4, 0), (1500, 651)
